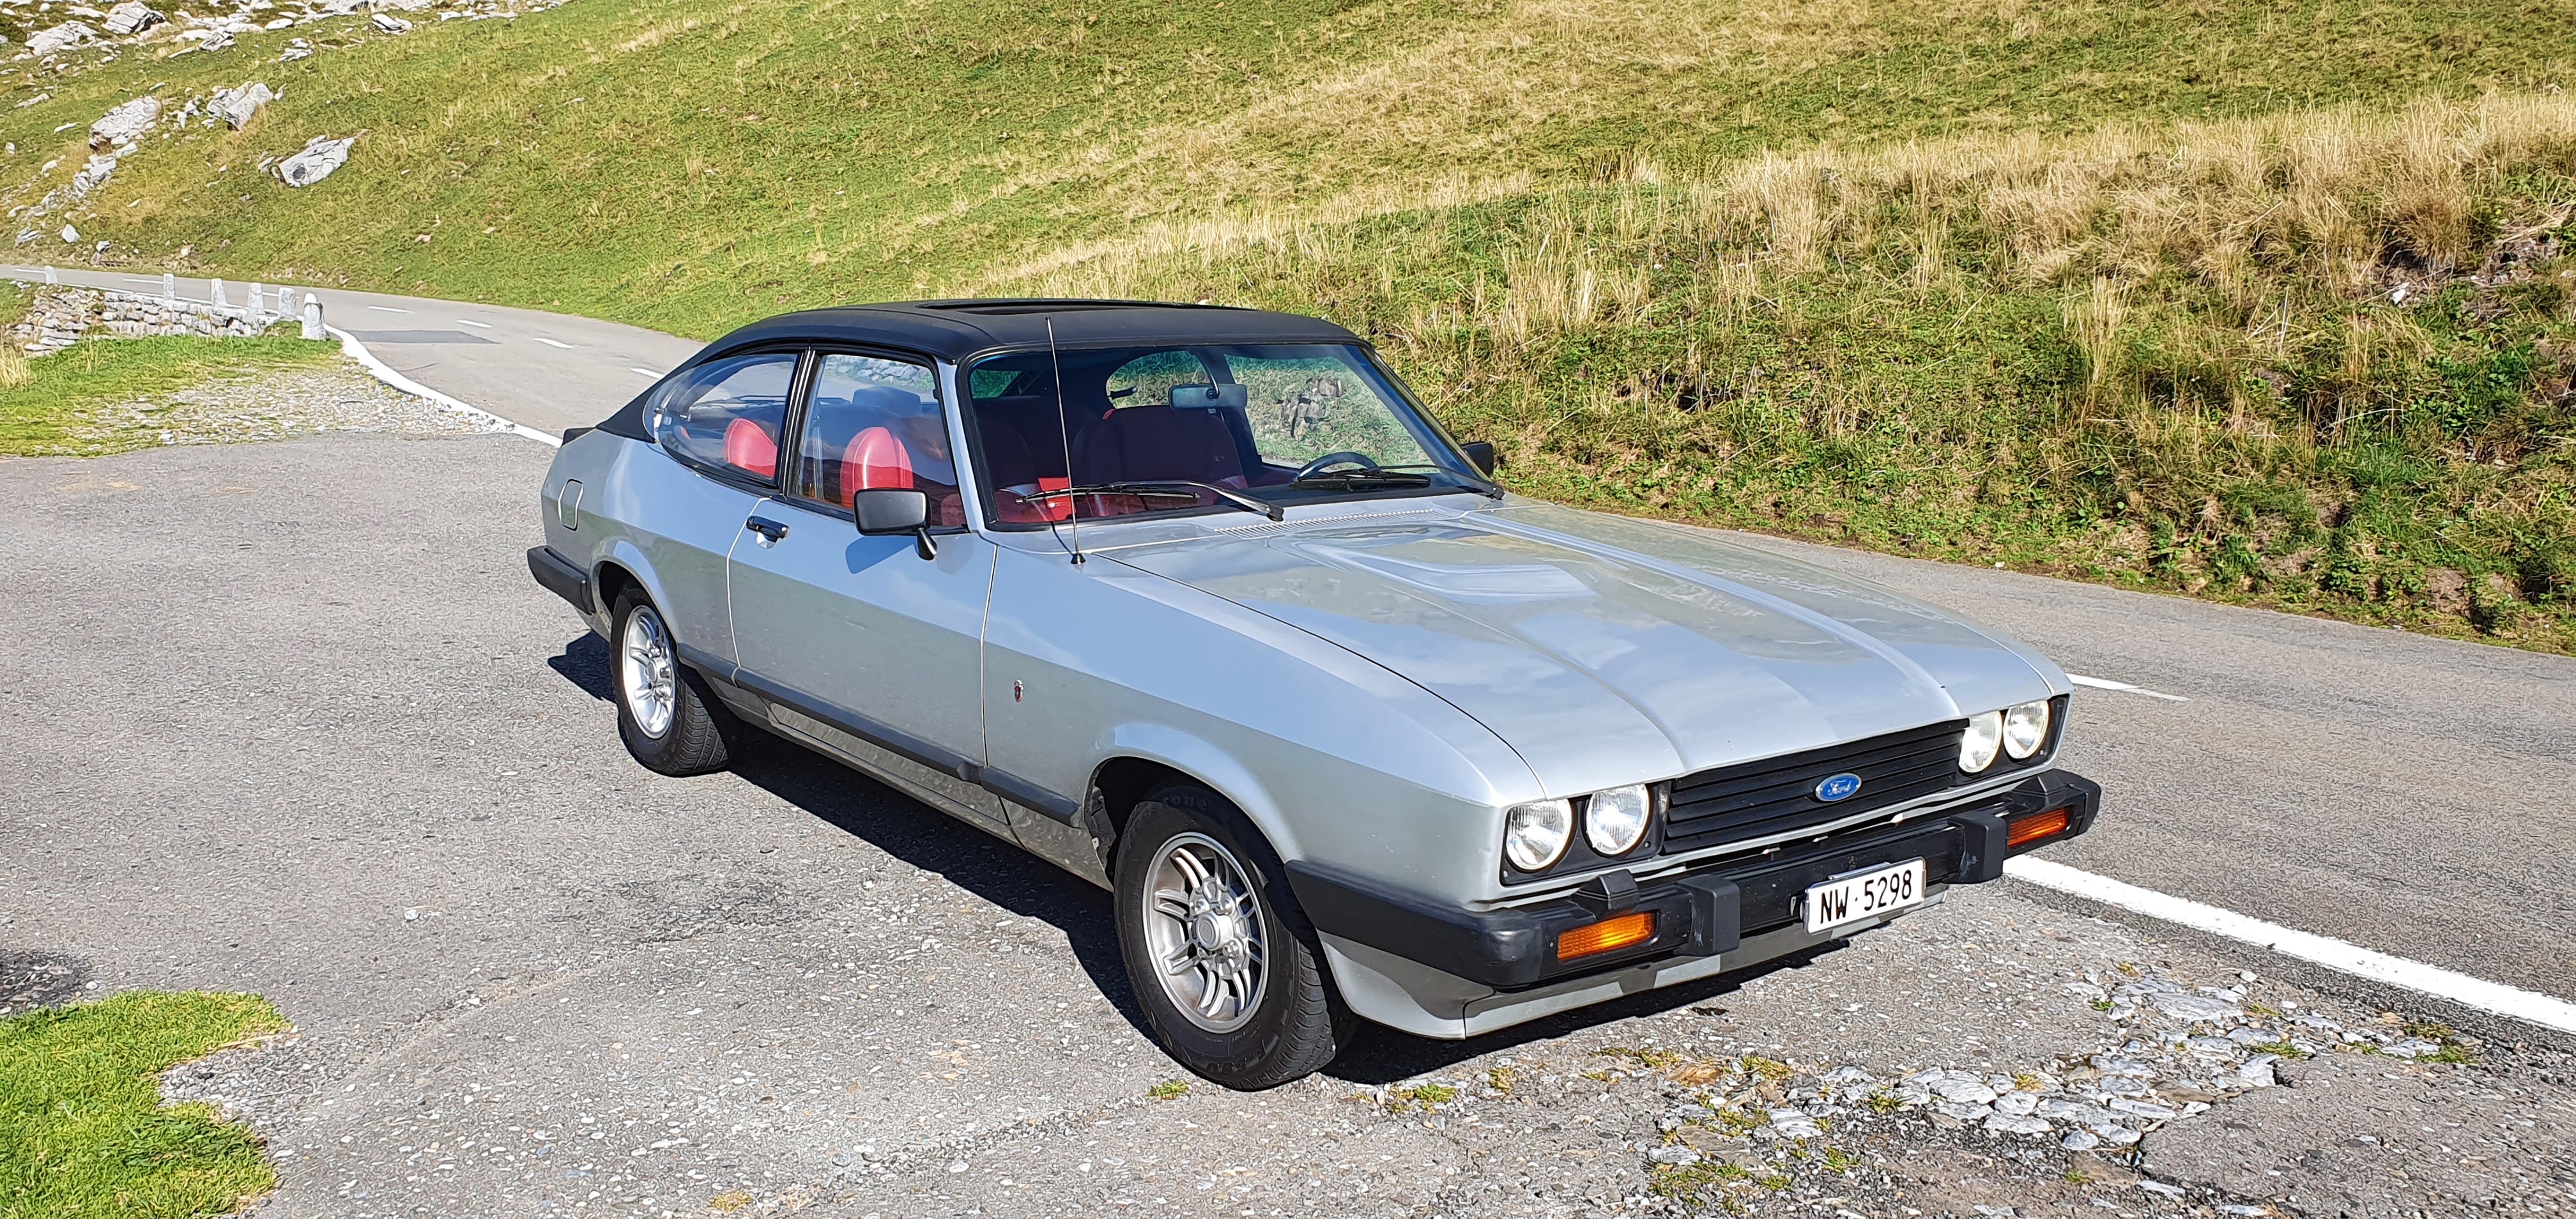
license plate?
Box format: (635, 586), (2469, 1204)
(1802, 858), (1927, 933)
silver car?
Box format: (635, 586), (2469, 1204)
(528, 300), (2103, 1088)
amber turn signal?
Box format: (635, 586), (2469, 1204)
(2005, 807), (2072, 848)
(1556, 911), (1655, 960)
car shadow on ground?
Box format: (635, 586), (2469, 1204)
(550, 633), (1147, 1040)
(548, 633), (1846, 1089)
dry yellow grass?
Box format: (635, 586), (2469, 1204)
(1005, 91), (2576, 349)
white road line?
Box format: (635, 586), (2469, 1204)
(454, 319), (494, 328)
(327, 326), (560, 448)
(532, 337), (576, 349)
(2006, 856), (2576, 1034)
(630, 367), (661, 377)
(2067, 673), (2188, 702)
(367, 305), (412, 314)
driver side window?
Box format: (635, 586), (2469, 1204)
(791, 353), (965, 527)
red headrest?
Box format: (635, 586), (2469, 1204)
(841, 426), (916, 503)
(723, 417), (777, 479)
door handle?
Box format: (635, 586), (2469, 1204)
(745, 516), (790, 542)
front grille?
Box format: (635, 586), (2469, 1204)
(1661, 719), (1968, 854)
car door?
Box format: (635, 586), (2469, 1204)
(725, 349), (1010, 834)
(622, 349), (803, 664)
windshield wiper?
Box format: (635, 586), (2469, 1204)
(1287, 470), (1435, 491)
(1301, 463), (1505, 500)
(1036, 480), (1284, 521)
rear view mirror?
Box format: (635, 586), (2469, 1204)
(1170, 383), (1249, 410)
(1461, 440), (1499, 477)
(853, 488), (929, 535)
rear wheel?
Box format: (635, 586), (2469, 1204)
(1114, 784), (1352, 1089)
(611, 588), (735, 776)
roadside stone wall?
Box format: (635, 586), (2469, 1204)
(9, 285), (274, 355)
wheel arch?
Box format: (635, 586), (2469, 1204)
(588, 542), (676, 633)
(1083, 728), (1302, 867)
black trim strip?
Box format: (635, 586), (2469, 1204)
(526, 546), (594, 614)
(673, 642), (735, 683)
(980, 767), (1083, 824)
(710, 662), (1084, 824)
(726, 666), (980, 781)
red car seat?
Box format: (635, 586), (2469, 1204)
(722, 417), (778, 479)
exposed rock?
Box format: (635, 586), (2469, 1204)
(279, 38), (312, 62)
(208, 82), (274, 130)
(102, 1), (164, 34)
(370, 12), (412, 32)
(275, 134), (353, 187)
(2147, 991), (2242, 1022)
(88, 96), (158, 149)
(67, 152), (118, 200)
(27, 21), (99, 57)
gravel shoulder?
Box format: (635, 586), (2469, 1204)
(3, 433), (2572, 1219)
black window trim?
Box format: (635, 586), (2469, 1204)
(649, 344), (811, 496)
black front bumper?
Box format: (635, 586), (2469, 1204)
(1287, 769), (2100, 992)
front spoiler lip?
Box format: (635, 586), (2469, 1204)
(1286, 769), (2101, 992)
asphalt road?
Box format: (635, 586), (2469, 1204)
(0, 265), (703, 436)
(6, 431), (2568, 1219)
(11, 267), (2563, 1006)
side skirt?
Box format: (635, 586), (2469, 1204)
(693, 669), (1110, 888)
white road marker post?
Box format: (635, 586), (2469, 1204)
(211, 277), (228, 307)
(162, 270), (175, 301)
(247, 282), (264, 321)
(301, 293), (325, 341)
(41, 264), (56, 284)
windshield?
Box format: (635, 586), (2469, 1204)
(963, 342), (1484, 526)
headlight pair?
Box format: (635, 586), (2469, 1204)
(1503, 783), (1653, 873)
(1959, 698), (2053, 772)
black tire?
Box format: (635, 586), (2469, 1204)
(1113, 783), (1354, 1089)
(609, 588), (735, 777)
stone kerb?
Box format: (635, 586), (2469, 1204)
(10, 284), (280, 355)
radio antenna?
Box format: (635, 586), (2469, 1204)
(1046, 317), (1084, 565)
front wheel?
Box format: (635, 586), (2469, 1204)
(610, 589), (735, 777)
(1114, 785), (1352, 1089)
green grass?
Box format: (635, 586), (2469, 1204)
(0, 0), (2562, 333)
(0, 0), (2567, 646)
(0, 992), (288, 1219)
(0, 335), (341, 456)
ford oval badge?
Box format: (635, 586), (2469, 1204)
(1814, 772), (1863, 802)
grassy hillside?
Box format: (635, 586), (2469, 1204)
(1, 0), (2570, 647)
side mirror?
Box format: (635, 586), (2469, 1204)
(853, 488), (928, 535)
(1460, 440), (1499, 477)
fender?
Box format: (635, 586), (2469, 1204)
(1096, 721), (1304, 865)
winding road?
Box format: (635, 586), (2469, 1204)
(11, 264), (2573, 1022)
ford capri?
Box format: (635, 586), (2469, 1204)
(526, 300), (2103, 1088)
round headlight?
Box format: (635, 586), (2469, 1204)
(1503, 799), (1574, 871)
(1959, 710), (2004, 772)
(1584, 784), (1652, 856)
(2002, 699), (2051, 760)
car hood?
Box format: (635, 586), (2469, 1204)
(1111, 500), (2064, 795)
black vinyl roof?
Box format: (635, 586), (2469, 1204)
(592, 300), (1364, 438)
(701, 299), (1363, 364)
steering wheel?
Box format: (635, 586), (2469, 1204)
(1293, 451), (1380, 480)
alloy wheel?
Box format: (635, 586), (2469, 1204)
(1140, 832), (1270, 1033)
(620, 606), (678, 739)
